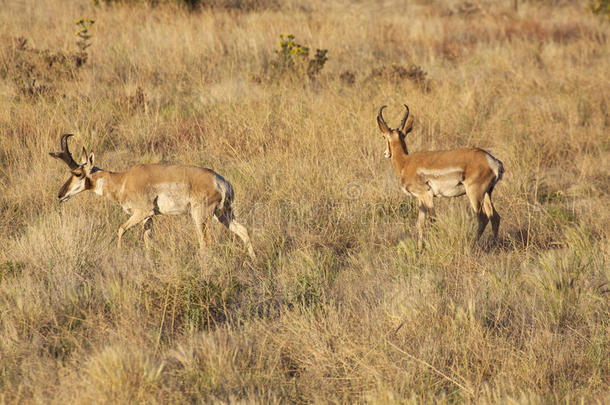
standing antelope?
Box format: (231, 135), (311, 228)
(376, 105), (503, 249)
(49, 134), (255, 258)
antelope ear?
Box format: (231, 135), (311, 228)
(88, 152), (95, 167)
(49, 152), (61, 159)
(402, 116), (414, 135)
(80, 147), (88, 165)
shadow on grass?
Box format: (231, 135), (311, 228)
(493, 227), (561, 252)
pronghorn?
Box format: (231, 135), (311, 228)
(376, 105), (504, 249)
(49, 134), (255, 258)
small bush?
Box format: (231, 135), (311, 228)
(339, 70), (356, 86)
(74, 18), (95, 67)
(269, 34), (328, 82)
(116, 86), (147, 115)
(1, 18), (94, 99)
(94, 0), (279, 11)
(589, 0), (610, 20)
(367, 63), (430, 91)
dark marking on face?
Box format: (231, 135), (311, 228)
(58, 176), (73, 199)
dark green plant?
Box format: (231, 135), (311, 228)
(589, 0), (610, 20)
(74, 18), (95, 67)
(276, 34), (309, 70)
(307, 49), (328, 79)
(0, 261), (24, 282)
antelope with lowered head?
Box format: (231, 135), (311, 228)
(376, 105), (504, 249)
(49, 134), (255, 258)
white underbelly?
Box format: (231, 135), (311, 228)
(156, 195), (189, 215)
(428, 179), (466, 197)
(152, 183), (190, 215)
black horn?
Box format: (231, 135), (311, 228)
(49, 134), (79, 169)
(377, 105), (391, 133)
(398, 104), (410, 132)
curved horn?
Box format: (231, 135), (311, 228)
(49, 134), (79, 169)
(377, 105), (391, 134)
(398, 104), (410, 132)
(59, 133), (72, 153)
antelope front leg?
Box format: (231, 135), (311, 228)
(414, 191), (435, 251)
(416, 202), (427, 250)
(118, 210), (151, 249)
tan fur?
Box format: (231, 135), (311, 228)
(50, 138), (255, 258)
(89, 164), (222, 213)
(377, 105), (503, 249)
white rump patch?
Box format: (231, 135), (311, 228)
(213, 174), (234, 213)
(485, 152), (503, 180)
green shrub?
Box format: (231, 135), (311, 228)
(270, 34), (328, 81)
(589, 0), (610, 20)
(74, 18), (95, 67)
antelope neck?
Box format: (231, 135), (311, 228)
(389, 137), (408, 176)
(90, 170), (125, 202)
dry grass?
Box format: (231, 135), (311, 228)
(0, 0), (609, 403)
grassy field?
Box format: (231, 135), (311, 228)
(0, 0), (608, 402)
